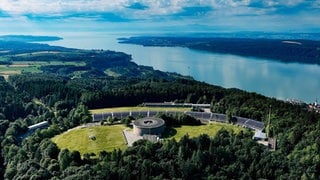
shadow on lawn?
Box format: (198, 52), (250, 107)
(162, 127), (177, 138)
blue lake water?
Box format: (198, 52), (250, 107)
(49, 32), (320, 103)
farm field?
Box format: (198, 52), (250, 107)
(0, 64), (41, 75)
(0, 61), (86, 77)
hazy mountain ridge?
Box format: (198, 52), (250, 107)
(0, 35), (62, 42)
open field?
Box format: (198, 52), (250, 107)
(0, 65), (41, 75)
(90, 106), (191, 114)
(1, 75), (9, 81)
(0, 60), (86, 76)
(14, 51), (62, 56)
(11, 61), (86, 66)
(0, 70), (21, 75)
(166, 122), (247, 141)
(52, 121), (248, 156)
(51, 124), (127, 156)
(104, 69), (121, 77)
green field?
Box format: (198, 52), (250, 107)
(51, 124), (127, 156)
(0, 60), (86, 77)
(90, 106), (190, 114)
(12, 61), (86, 66)
(52, 122), (247, 156)
(166, 122), (247, 141)
(0, 65), (41, 76)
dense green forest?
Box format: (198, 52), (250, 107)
(0, 40), (319, 179)
(120, 37), (320, 65)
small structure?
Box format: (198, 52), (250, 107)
(133, 117), (165, 136)
(253, 130), (277, 150)
(28, 121), (49, 132)
(143, 134), (159, 143)
(253, 130), (266, 141)
(268, 138), (277, 151)
(89, 135), (96, 140)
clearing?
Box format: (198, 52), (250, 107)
(52, 124), (127, 156)
(166, 122), (247, 141)
(52, 122), (247, 156)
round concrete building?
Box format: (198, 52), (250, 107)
(133, 117), (165, 136)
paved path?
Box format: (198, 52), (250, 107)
(123, 129), (143, 146)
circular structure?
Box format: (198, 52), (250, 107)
(133, 117), (165, 136)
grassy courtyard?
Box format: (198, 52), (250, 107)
(166, 122), (246, 141)
(52, 122), (247, 156)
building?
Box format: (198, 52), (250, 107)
(253, 130), (266, 141)
(143, 102), (211, 108)
(28, 121), (49, 132)
(19, 121), (50, 139)
(133, 117), (165, 136)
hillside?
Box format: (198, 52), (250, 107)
(0, 40), (319, 179)
(0, 40), (187, 80)
(120, 37), (320, 65)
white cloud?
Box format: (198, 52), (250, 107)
(0, 0), (315, 17)
(0, 0), (319, 32)
(0, 0), (128, 15)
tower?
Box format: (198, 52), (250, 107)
(267, 105), (271, 139)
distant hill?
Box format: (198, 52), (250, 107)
(0, 35), (62, 42)
(120, 36), (320, 65)
(0, 40), (188, 80)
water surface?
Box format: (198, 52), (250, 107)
(49, 33), (320, 103)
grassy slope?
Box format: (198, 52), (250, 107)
(52, 124), (127, 156)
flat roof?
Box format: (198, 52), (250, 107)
(143, 102), (210, 107)
(28, 121), (49, 130)
(254, 130), (266, 139)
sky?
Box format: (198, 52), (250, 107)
(0, 0), (319, 34)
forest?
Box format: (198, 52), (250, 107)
(0, 40), (319, 179)
(120, 36), (320, 65)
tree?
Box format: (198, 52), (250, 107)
(70, 151), (82, 166)
(106, 116), (114, 125)
(58, 149), (72, 171)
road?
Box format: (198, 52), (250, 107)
(92, 110), (264, 131)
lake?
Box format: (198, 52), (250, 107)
(49, 32), (320, 103)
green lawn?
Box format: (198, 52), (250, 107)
(52, 122), (247, 157)
(166, 122), (247, 141)
(90, 106), (190, 114)
(51, 124), (127, 156)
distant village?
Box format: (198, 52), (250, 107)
(286, 99), (320, 113)
(308, 100), (320, 113)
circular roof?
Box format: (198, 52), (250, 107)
(133, 117), (165, 128)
